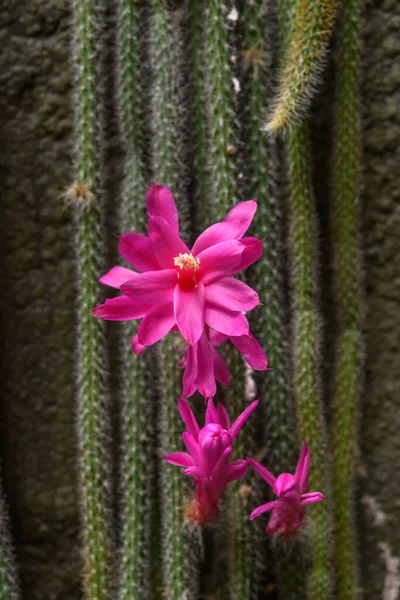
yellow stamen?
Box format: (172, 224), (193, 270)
(173, 253), (200, 271)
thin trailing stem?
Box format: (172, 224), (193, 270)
(117, 1), (153, 598)
(150, 4), (198, 598)
(72, 0), (112, 598)
(266, 0), (338, 132)
(332, 0), (362, 597)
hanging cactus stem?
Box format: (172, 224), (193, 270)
(72, 0), (113, 597)
(332, 0), (362, 597)
(266, 0), (338, 132)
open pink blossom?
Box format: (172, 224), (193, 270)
(164, 397), (259, 524)
(247, 443), (324, 538)
(91, 183), (263, 349)
(181, 326), (268, 400)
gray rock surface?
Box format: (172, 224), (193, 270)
(0, 0), (399, 599)
(358, 2), (400, 599)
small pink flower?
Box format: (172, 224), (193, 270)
(92, 183), (263, 349)
(164, 397), (259, 524)
(181, 326), (268, 400)
(247, 443), (324, 538)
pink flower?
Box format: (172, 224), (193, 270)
(164, 397), (259, 524)
(247, 443), (324, 538)
(91, 183), (263, 350)
(181, 327), (268, 400)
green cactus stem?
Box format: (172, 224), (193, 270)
(0, 487), (19, 600)
(332, 1), (362, 597)
(266, 0), (338, 132)
(204, 2), (261, 597)
(150, 4), (198, 598)
(241, 1), (308, 597)
(188, 0), (212, 226)
(71, 1), (113, 598)
(287, 122), (332, 599)
(206, 0), (237, 215)
(117, 1), (154, 598)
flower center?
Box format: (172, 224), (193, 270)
(173, 253), (200, 291)
(174, 253), (200, 271)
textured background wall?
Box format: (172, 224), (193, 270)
(0, 1), (399, 599)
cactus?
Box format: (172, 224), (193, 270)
(117, 1), (154, 598)
(150, 4), (198, 598)
(188, 0), (212, 226)
(71, 1), (113, 598)
(287, 122), (332, 599)
(0, 487), (19, 600)
(266, 0), (338, 132)
(331, 0), (362, 597)
(240, 1), (308, 597)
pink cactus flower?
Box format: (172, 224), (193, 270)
(181, 326), (268, 400)
(247, 443), (324, 538)
(91, 183), (263, 350)
(164, 397), (259, 525)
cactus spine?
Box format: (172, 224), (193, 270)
(117, 1), (153, 598)
(267, 0), (338, 132)
(150, 4), (198, 598)
(0, 488), (19, 599)
(332, 0), (362, 597)
(72, 1), (112, 598)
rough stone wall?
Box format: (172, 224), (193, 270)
(0, 1), (399, 599)
(358, 1), (400, 599)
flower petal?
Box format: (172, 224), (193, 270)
(137, 304), (175, 346)
(223, 200), (257, 238)
(120, 269), (176, 304)
(196, 240), (245, 285)
(148, 215), (189, 268)
(273, 473), (297, 497)
(205, 277), (260, 312)
(250, 501), (277, 521)
(300, 492), (324, 506)
(195, 326), (217, 398)
(131, 334), (146, 355)
(213, 350), (230, 385)
(224, 459), (248, 483)
(118, 233), (159, 272)
(192, 221), (246, 256)
(231, 333), (268, 370)
(209, 330), (229, 347)
(163, 452), (194, 468)
(146, 183), (179, 233)
(182, 432), (202, 466)
(216, 403), (230, 430)
(234, 237), (263, 272)
(246, 457), (276, 487)
(205, 399), (219, 425)
(229, 399), (259, 441)
(174, 283), (205, 344)
(182, 345), (198, 399)
(177, 398), (200, 440)
(294, 442), (310, 492)
(205, 305), (249, 337)
(91, 296), (148, 321)
(99, 266), (136, 288)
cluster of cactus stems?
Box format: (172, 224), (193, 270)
(331, 0), (362, 597)
(0, 1), (353, 599)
